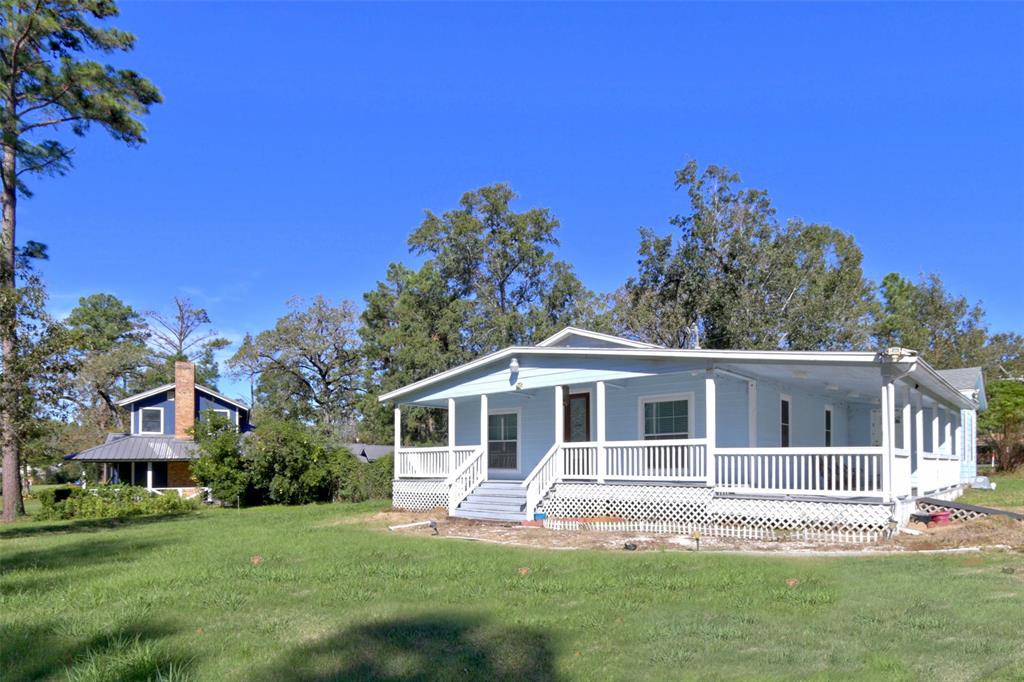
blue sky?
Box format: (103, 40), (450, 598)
(21, 2), (1024, 401)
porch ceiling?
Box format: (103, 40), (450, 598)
(718, 362), (884, 403)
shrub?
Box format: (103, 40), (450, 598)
(244, 419), (346, 505)
(335, 453), (393, 502)
(190, 411), (250, 505)
(35, 485), (198, 521)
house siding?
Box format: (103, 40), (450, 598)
(131, 390), (243, 435)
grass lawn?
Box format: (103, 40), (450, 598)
(1, 500), (1023, 680)
(960, 471), (1024, 513)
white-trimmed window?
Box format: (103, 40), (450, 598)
(212, 408), (232, 422)
(824, 405), (833, 447)
(780, 395), (792, 447)
(487, 410), (520, 470)
(639, 393), (693, 440)
(139, 407), (163, 434)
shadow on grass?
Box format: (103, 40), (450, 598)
(1, 535), (164, 577)
(257, 613), (558, 681)
(1, 617), (194, 681)
(0, 511), (203, 540)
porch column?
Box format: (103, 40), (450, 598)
(596, 380), (606, 483)
(931, 403), (940, 457)
(747, 380), (757, 447)
(146, 462), (153, 490)
(705, 368), (716, 486)
(943, 408), (953, 457)
(880, 379), (894, 503)
(913, 389), (924, 491)
(448, 398), (456, 472)
(554, 385), (564, 446)
(479, 394), (489, 479)
(954, 410), (963, 459)
(393, 406), (401, 479)
(901, 386), (911, 453)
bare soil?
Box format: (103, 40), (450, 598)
(333, 507), (1024, 555)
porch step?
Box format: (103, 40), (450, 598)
(451, 480), (529, 522)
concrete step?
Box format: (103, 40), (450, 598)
(451, 508), (528, 522)
(467, 487), (526, 499)
(460, 499), (526, 513)
(465, 492), (526, 505)
(476, 482), (525, 491)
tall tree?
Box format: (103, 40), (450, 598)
(229, 296), (362, 435)
(0, 0), (160, 521)
(142, 297), (229, 388)
(64, 293), (150, 433)
(359, 184), (605, 443)
(615, 162), (876, 350)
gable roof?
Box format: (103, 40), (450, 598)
(116, 383), (250, 412)
(344, 443), (392, 462)
(537, 327), (662, 349)
(65, 434), (199, 461)
(936, 367), (987, 410)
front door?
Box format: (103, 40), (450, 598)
(564, 392), (591, 442)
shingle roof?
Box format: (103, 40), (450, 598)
(343, 444), (393, 463)
(116, 383), (250, 411)
(66, 435), (199, 461)
(936, 367), (983, 392)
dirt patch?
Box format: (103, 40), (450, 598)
(326, 508), (1024, 554)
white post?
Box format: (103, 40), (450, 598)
(880, 379), (893, 503)
(931, 403), (940, 457)
(747, 380), (757, 447)
(447, 397), (456, 473)
(943, 408), (953, 457)
(146, 461), (153, 490)
(913, 390), (924, 492)
(393, 406), (401, 479)
(554, 385), (564, 480)
(705, 368), (716, 486)
(901, 387), (911, 453)
(596, 380), (606, 483)
(480, 394), (489, 479)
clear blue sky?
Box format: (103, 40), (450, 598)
(21, 2), (1024, 400)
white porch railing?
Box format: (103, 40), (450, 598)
(395, 446), (480, 478)
(522, 442), (561, 515)
(605, 439), (707, 481)
(714, 447), (885, 496)
(446, 447), (486, 514)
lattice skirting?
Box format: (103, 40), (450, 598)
(392, 479), (448, 511)
(542, 483), (894, 543)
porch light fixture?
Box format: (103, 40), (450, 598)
(509, 357), (520, 373)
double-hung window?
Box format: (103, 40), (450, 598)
(139, 407), (163, 434)
(641, 396), (691, 440)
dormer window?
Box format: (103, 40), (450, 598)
(139, 407), (163, 434)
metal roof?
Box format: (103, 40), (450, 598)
(66, 435), (199, 461)
(344, 444), (393, 462)
(936, 367), (983, 391)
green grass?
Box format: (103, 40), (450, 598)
(961, 472), (1024, 512)
(2, 502), (1023, 681)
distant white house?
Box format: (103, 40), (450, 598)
(381, 327), (984, 542)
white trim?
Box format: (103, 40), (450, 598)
(537, 326), (662, 349)
(117, 383), (250, 412)
(637, 392), (696, 440)
(138, 407), (165, 435)
(780, 394), (792, 447)
(747, 381), (757, 447)
(486, 407), (522, 473)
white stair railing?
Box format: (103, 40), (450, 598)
(521, 443), (562, 517)
(446, 446), (486, 514)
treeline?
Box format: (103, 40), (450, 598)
(13, 163), (1023, 484)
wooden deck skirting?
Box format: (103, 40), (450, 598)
(917, 497), (1024, 523)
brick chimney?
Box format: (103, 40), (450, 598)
(174, 361), (196, 439)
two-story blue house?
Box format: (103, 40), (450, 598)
(66, 361), (250, 495)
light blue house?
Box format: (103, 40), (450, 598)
(66, 361), (250, 494)
(382, 328), (983, 541)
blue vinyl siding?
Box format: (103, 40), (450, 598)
(131, 389), (246, 435)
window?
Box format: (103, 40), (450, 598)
(488, 412), (519, 470)
(824, 406), (833, 447)
(780, 396), (791, 447)
(641, 395), (691, 440)
(139, 407), (163, 434)
(212, 408), (232, 422)
(167, 390), (175, 401)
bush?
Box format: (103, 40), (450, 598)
(245, 419), (346, 505)
(335, 453), (393, 502)
(35, 484), (199, 521)
(190, 411), (251, 505)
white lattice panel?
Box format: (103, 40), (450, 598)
(392, 479), (448, 511)
(543, 483), (894, 543)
